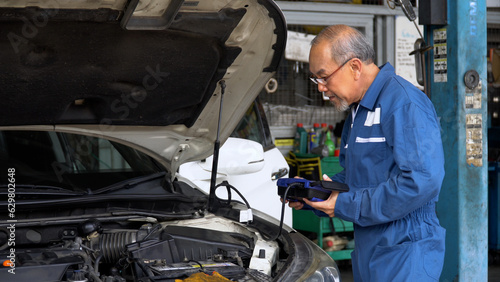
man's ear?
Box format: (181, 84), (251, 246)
(350, 58), (362, 80)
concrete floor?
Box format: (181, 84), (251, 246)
(336, 261), (500, 281)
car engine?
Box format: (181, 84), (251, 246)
(0, 216), (280, 282)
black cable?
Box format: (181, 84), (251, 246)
(134, 259), (158, 281)
(188, 260), (205, 273)
(226, 185), (232, 203)
(329, 217), (345, 236)
(214, 181), (251, 209)
(329, 218), (337, 235)
(213, 180), (302, 242)
(220, 184), (232, 206)
(94, 254), (103, 275)
(140, 224), (161, 241)
(229, 232), (255, 249)
(265, 182), (303, 241)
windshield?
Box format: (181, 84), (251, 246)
(0, 131), (163, 192)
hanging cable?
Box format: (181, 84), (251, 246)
(214, 181), (251, 209)
(264, 182), (303, 241)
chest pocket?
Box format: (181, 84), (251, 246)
(353, 135), (386, 163)
(354, 107), (386, 163)
(347, 107), (387, 186)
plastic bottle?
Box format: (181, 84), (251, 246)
(314, 123), (322, 134)
(293, 123), (308, 154)
(318, 122), (328, 145)
(324, 130), (336, 157)
(322, 235), (349, 252)
(329, 124), (339, 148)
(308, 123), (321, 153)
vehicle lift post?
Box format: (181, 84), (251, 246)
(421, 0), (488, 280)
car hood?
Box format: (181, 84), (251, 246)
(0, 0), (286, 173)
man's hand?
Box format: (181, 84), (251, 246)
(303, 174), (339, 217)
(283, 175), (305, 210)
(286, 199), (305, 210)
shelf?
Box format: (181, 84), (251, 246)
(293, 209), (354, 261)
(293, 209), (353, 235)
(327, 249), (354, 261)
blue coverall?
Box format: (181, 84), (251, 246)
(328, 63), (446, 281)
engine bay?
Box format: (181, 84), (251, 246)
(0, 215), (283, 281)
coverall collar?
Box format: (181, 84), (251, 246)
(356, 62), (394, 111)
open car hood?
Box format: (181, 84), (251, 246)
(0, 0), (286, 173)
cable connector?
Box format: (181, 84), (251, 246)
(239, 209), (253, 223)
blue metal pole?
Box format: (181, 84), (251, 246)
(430, 0), (488, 281)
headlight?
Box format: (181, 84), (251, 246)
(305, 266), (341, 282)
(279, 232), (342, 282)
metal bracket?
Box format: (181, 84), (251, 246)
(121, 0), (184, 30)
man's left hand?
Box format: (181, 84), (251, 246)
(303, 174), (339, 217)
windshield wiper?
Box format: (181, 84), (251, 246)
(90, 172), (166, 195)
(0, 184), (86, 195)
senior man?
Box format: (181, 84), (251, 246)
(289, 25), (446, 281)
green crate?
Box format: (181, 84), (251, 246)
(293, 209), (354, 261)
(293, 152), (320, 159)
(293, 209), (353, 234)
(321, 157), (343, 177)
(327, 249), (353, 261)
(288, 151), (323, 180)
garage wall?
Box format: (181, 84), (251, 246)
(265, 1), (500, 155)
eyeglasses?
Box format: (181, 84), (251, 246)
(309, 58), (355, 85)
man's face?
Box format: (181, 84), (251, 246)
(309, 41), (352, 112)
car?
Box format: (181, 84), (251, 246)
(179, 99), (293, 226)
(0, 1), (341, 282)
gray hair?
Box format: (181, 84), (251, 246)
(311, 25), (375, 65)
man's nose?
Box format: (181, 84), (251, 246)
(317, 83), (328, 92)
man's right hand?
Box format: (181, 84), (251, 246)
(303, 174), (338, 217)
(287, 199), (305, 210)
